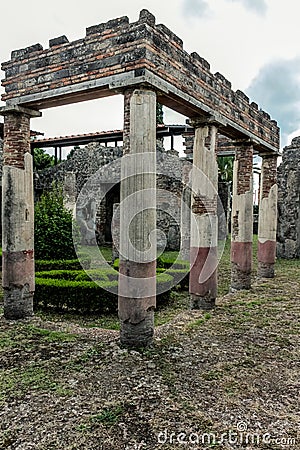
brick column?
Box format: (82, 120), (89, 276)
(0, 105), (41, 319)
(257, 154), (278, 277)
(189, 120), (218, 310)
(118, 88), (157, 347)
(231, 141), (253, 290)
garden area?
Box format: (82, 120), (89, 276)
(0, 231), (299, 449)
(0, 185), (299, 449)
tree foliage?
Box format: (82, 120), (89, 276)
(217, 156), (234, 182)
(156, 102), (164, 125)
(33, 148), (55, 171)
(34, 183), (79, 260)
(67, 145), (80, 160)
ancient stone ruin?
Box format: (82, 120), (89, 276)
(0, 9), (279, 347)
(277, 137), (300, 258)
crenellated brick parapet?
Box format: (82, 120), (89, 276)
(1, 9), (279, 152)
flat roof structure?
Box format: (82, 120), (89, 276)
(1, 9), (279, 154)
(30, 124), (190, 149)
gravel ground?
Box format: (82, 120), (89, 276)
(0, 263), (299, 450)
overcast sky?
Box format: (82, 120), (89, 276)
(1, 0), (300, 149)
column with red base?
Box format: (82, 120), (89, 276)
(257, 154), (278, 278)
(0, 105), (41, 319)
(189, 119), (218, 310)
(231, 141), (253, 290)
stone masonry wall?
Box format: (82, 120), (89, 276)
(35, 141), (185, 249)
(35, 142), (123, 195)
(277, 137), (300, 258)
(1, 10), (279, 150)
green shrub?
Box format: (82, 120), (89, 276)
(35, 270), (82, 280)
(33, 148), (55, 171)
(113, 256), (189, 271)
(112, 258), (119, 270)
(35, 277), (118, 313)
(74, 268), (118, 282)
(164, 269), (189, 290)
(34, 270), (174, 313)
(160, 258), (189, 269)
(156, 256), (165, 268)
(35, 257), (91, 272)
(34, 183), (80, 260)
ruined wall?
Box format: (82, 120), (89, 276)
(35, 141), (185, 249)
(277, 137), (300, 258)
(35, 143), (123, 194)
(0, 139), (3, 240)
(0, 131), (232, 250)
(34, 141), (231, 250)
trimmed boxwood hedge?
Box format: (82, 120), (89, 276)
(74, 268), (118, 282)
(113, 257), (189, 271)
(35, 256), (91, 272)
(163, 268), (189, 290)
(34, 270), (174, 313)
(35, 277), (118, 313)
(35, 270), (83, 280)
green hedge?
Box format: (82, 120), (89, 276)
(163, 259), (189, 270)
(74, 268), (118, 282)
(36, 270), (83, 280)
(35, 256), (91, 272)
(35, 271), (174, 313)
(113, 257), (189, 271)
(163, 268), (189, 290)
(35, 277), (118, 313)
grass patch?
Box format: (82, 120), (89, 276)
(26, 325), (78, 342)
(90, 405), (124, 426)
(0, 365), (70, 403)
(186, 312), (212, 330)
(76, 404), (125, 432)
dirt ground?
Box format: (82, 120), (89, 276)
(0, 260), (299, 450)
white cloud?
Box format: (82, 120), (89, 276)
(182, 0), (211, 18)
(228, 0), (267, 15)
(247, 58), (300, 146)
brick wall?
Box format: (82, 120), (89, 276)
(235, 144), (253, 195)
(3, 114), (31, 169)
(260, 155), (277, 200)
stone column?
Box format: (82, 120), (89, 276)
(0, 105), (41, 319)
(118, 88), (157, 347)
(189, 120), (218, 310)
(257, 154), (278, 277)
(231, 140), (253, 290)
(180, 162), (192, 261)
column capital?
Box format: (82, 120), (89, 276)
(232, 137), (258, 147)
(122, 84), (158, 96)
(188, 114), (225, 129)
(0, 105), (42, 118)
(259, 152), (279, 159)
